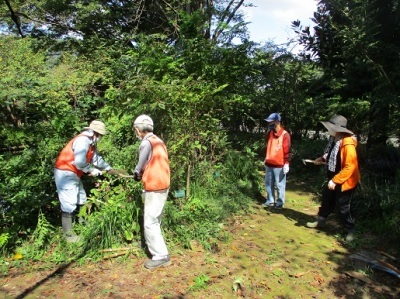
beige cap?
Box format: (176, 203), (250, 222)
(84, 120), (107, 135)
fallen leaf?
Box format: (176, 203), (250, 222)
(314, 274), (325, 285)
(231, 245), (239, 251)
(13, 253), (23, 260)
(292, 271), (309, 278)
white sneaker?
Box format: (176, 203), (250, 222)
(346, 232), (355, 242)
(306, 217), (326, 228)
(64, 233), (81, 243)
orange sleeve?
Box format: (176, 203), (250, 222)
(332, 143), (357, 185)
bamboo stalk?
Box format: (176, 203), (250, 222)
(186, 162), (191, 199)
(98, 247), (138, 253)
(102, 252), (128, 260)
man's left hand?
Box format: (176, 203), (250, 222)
(134, 172), (141, 182)
(328, 180), (336, 190)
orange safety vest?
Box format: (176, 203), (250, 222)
(55, 134), (95, 177)
(265, 130), (288, 167)
(142, 135), (170, 191)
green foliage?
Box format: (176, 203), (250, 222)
(0, 233), (9, 249)
(29, 211), (54, 250)
(81, 178), (142, 255)
(190, 274), (210, 291)
(290, 138), (328, 183)
(19, 211), (54, 260)
(79, 179), (141, 250)
(353, 172), (400, 244)
(164, 149), (257, 249)
(1, 0), (400, 270)
(0, 36), (111, 241)
(4, 211), (55, 265)
(295, 0), (400, 147)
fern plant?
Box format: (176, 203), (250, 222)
(0, 233), (9, 249)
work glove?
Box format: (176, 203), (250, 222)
(283, 164), (289, 174)
(328, 180), (336, 190)
(90, 168), (103, 177)
(133, 172), (141, 182)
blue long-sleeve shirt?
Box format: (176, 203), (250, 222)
(73, 130), (111, 173)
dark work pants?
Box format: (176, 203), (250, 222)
(318, 185), (356, 231)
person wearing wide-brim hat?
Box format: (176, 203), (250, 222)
(54, 120), (113, 242)
(306, 115), (360, 242)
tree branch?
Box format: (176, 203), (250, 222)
(4, 0), (24, 37)
(212, 0), (245, 42)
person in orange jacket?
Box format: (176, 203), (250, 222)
(133, 115), (171, 269)
(307, 115), (360, 242)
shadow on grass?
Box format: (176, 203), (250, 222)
(253, 187), (400, 298)
(13, 261), (74, 299)
(2, 241), (90, 299)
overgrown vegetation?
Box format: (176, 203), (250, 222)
(1, 0), (400, 276)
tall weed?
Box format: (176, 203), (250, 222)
(81, 178), (142, 256)
(164, 148), (258, 249)
(353, 174), (400, 243)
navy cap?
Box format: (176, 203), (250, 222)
(264, 112), (281, 122)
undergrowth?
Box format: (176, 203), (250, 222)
(0, 149), (259, 274)
(2, 139), (399, 275)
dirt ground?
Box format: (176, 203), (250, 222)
(1, 182), (400, 299)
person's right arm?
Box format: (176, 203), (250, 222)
(134, 140), (152, 179)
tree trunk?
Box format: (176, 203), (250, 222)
(367, 92), (389, 149)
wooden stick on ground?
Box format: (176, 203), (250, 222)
(99, 247), (139, 253)
(103, 252), (129, 260)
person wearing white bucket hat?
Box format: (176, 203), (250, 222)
(133, 114), (171, 269)
(54, 120), (113, 242)
(306, 115), (360, 242)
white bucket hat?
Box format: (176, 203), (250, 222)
(84, 120), (107, 135)
(134, 115), (154, 128)
(320, 115), (353, 135)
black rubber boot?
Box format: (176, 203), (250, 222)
(61, 212), (81, 243)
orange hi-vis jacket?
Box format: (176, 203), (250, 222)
(142, 135), (170, 191)
(265, 128), (290, 167)
(332, 136), (361, 191)
(55, 134), (94, 177)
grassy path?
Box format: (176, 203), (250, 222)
(1, 182), (399, 298)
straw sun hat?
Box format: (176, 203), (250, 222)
(320, 115), (353, 135)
